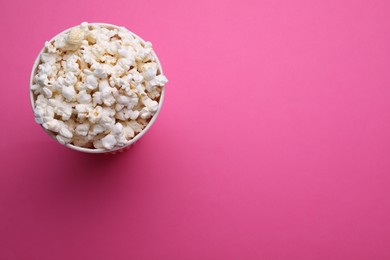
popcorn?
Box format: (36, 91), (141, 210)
(65, 119), (77, 132)
(135, 42), (153, 61)
(116, 95), (132, 105)
(38, 63), (55, 77)
(129, 69), (144, 84)
(45, 41), (57, 53)
(99, 79), (116, 106)
(141, 96), (159, 112)
(35, 74), (50, 87)
(128, 120), (143, 133)
(139, 107), (151, 119)
(85, 74), (98, 90)
(56, 134), (71, 144)
(142, 62), (158, 81)
(129, 110), (140, 120)
(41, 53), (59, 64)
(59, 125), (73, 139)
(65, 56), (80, 72)
(66, 28), (85, 50)
(32, 22), (168, 150)
(92, 91), (103, 105)
(90, 124), (105, 136)
(123, 123), (135, 139)
(62, 85), (76, 101)
(77, 90), (92, 104)
(80, 22), (89, 32)
(75, 82), (87, 92)
(56, 104), (73, 121)
(150, 75), (168, 87)
(64, 72), (77, 86)
(101, 134), (117, 149)
(43, 119), (61, 132)
(42, 87), (53, 98)
(92, 63), (107, 79)
(92, 139), (104, 149)
(75, 104), (92, 119)
(112, 122), (123, 136)
(89, 106), (103, 123)
(75, 123), (90, 136)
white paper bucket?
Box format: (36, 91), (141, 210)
(30, 23), (165, 154)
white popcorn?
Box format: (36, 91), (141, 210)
(56, 134), (71, 145)
(135, 42), (152, 61)
(103, 95), (115, 106)
(107, 41), (120, 56)
(75, 123), (90, 136)
(111, 65), (126, 78)
(62, 85), (76, 101)
(99, 79), (116, 106)
(43, 119), (61, 132)
(90, 124), (105, 136)
(101, 134), (117, 149)
(89, 106), (103, 124)
(75, 82), (87, 92)
(77, 90), (92, 104)
(115, 103), (125, 112)
(31, 84), (41, 92)
(139, 107), (151, 119)
(128, 120), (143, 133)
(93, 139), (104, 149)
(113, 127), (127, 146)
(118, 74), (133, 91)
(116, 135), (128, 146)
(141, 96), (159, 112)
(142, 62), (158, 81)
(33, 22), (167, 150)
(45, 41), (57, 53)
(52, 99), (73, 121)
(65, 119), (77, 132)
(115, 110), (127, 121)
(38, 63), (55, 77)
(80, 22), (89, 32)
(124, 91), (139, 109)
(66, 28), (85, 49)
(118, 46), (134, 58)
(75, 104), (92, 119)
(112, 122), (123, 136)
(130, 69), (144, 84)
(150, 75), (168, 87)
(59, 126), (73, 139)
(128, 110), (140, 120)
(64, 72), (77, 86)
(123, 124), (135, 139)
(98, 79), (110, 93)
(65, 56), (79, 72)
(41, 53), (59, 64)
(135, 83), (146, 95)
(42, 87), (53, 98)
(92, 92), (103, 106)
(100, 114), (115, 129)
(35, 74), (50, 86)
(117, 58), (132, 71)
(116, 95), (132, 105)
(85, 74), (98, 90)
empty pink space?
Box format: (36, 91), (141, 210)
(1, 0), (390, 259)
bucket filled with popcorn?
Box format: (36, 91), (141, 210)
(30, 22), (168, 153)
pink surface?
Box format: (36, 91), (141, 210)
(1, 0), (390, 259)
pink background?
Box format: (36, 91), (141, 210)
(1, 0), (390, 259)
